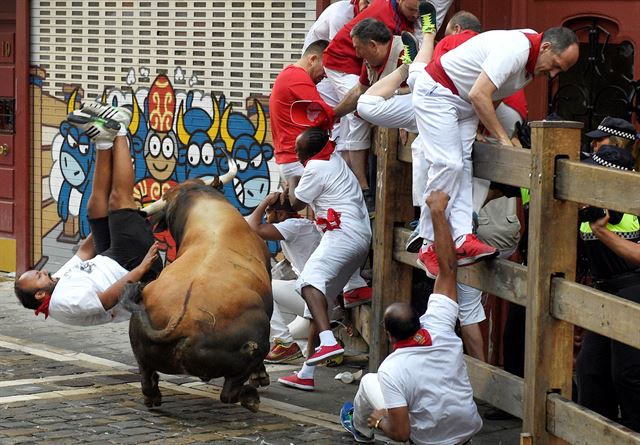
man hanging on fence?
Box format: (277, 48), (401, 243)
(14, 102), (162, 326)
(339, 189), (482, 444)
(411, 26), (579, 278)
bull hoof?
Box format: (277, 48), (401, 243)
(241, 398), (260, 413)
(248, 371), (270, 388)
(143, 389), (162, 407)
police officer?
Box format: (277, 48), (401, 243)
(575, 144), (640, 432)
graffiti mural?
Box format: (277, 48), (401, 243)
(37, 69), (279, 270)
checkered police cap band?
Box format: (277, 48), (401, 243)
(597, 125), (636, 140)
(591, 153), (635, 171)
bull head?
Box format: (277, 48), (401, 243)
(141, 151), (238, 216)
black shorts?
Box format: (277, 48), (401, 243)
(88, 209), (162, 279)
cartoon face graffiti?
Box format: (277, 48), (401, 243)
(144, 131), (178, 182)
(59, 122), (92, 188)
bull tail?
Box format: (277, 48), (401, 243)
(127, 282), (194, 343)
(121, 282), (145, 313)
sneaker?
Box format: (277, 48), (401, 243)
(340, 402), (375, 443)
(401, 31), (419, 65)
(417, 244), (438, 279)
(67, 109), (122, 145)
(456, 234), (498, 266)
(343, 287), (372, 309)
(405, 226), (423, 253)
(81, 101), (132, 128)
(419, 1), (437, 34)
(306, 343), (345, 366)
(264, 340), (303, 364)
(277, 372), (314, 391)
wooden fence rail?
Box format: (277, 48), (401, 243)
(369, 121), (640, 444)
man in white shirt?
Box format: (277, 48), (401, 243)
(412, 27), (579, 278)
(277, 127), (372, 390)
(247, 192), (370, 372)
(15, 102), (162, 326)
(340, 189), (482, 445)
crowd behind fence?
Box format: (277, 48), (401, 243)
(364, 121), (640, 444)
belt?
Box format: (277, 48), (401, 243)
(594, 271), (640, 293)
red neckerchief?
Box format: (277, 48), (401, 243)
(351, 0), (361, 15)
(302, 139), (335, 167)
(523, 32), (543, 76)
(35, 294), (52, 319)
(316, 208), (342, 232)
(393, 328), (432, 351)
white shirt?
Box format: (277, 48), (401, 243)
(441, 29), (537, 101)
(49, 255), (131, 326)
(378, 294), (483, 445)
(273, 218), (322, 275)
(302, 0), (355, 52)
(294, 153), (371, 243)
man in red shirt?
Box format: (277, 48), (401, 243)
(322, 0), (424, 198)
(269, 39), (334, 184)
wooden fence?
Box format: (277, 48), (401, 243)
(362, 121), (640, 444)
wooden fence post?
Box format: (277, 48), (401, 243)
(523, 121), (582, 443)
(370, 127), (414, 369)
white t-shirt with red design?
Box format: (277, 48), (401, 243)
(441, 29), (537, 101)
(49, 255), (131, 326)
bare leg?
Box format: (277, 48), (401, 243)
(365, 65), (410, 100)
(306, 318), (321, 358)
(108, 135), (137, 211)
(350, 149), (370, 190)
(301, 285), (331, 332)
(340, 150), (351, 167)
(414, 33), (436, 65)
(87, 149), (113, 219)
(461, 323), (486, 361)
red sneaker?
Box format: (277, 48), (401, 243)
(306, 343), (345, 366)
(417, 244), (438, 279)
(343, 287), (372, 309)
(277, 372), (315, 391)
(456, 234), (497, 266)
(264, 340), (303, 364)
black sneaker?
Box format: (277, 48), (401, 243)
(419, 1), (437, 34)
(405, 226), (423, 253)
(401, 31), (419, 65)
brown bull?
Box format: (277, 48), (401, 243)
(122, 179), (273, 412)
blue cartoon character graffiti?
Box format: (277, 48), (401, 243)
(176, 93), (227, 182)
(219, 99), (274, 215)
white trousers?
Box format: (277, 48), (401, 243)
(270, 279), (310, 343)
(278, 161), (304, 184)
(412, 68), (477, 242)
(317, 77), (347, 151)
(325, 67), (371, 151)
(353, 373), (386, 438)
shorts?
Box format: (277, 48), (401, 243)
(89, 209), (162, 279)
(457, 282), (486, 326)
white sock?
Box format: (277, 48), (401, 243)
(95, 141), (113, 150)
(318, 330), (337, 347)
(117, 123), (128, 136)
(297, 363), (315, 379)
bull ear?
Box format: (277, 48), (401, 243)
(149, 209), (168, 233)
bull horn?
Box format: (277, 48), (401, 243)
(254, 99), (266, 145)
(220, 105), (234, 152)
(129, 94), (140, 135)
(176, 102), (190, 146)
(207, 96), (221, 141)
(140, 197), (166, 216)
(67, 89), (79, 114)
(200, 151), (238, 187)
(101, 89), (107, 104)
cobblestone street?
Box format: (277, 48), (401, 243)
(0, 280), (520, 444)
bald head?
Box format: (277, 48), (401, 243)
(384, 302), (421, 341)
(445, 11), (482, 36)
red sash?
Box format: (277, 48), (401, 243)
(393, 328), (432, 351)
(302, 139), (335, 167)
(35, 295), (52, 319)
(523, 32), (543, 76)
(316, 208), (342, 232)
(426, 57), (459, 96)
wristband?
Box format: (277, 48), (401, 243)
(374, 416), (384, 429)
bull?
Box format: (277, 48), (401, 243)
(122, 158), (273, 412)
